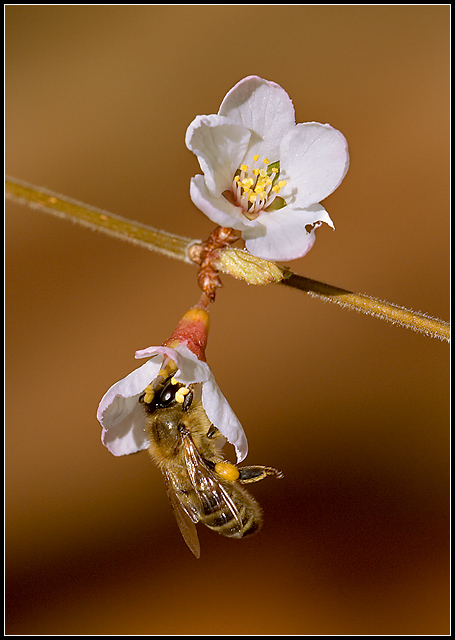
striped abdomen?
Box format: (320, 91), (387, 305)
(196, 479), (263, 538)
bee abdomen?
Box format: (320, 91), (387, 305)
(199, 489), (263, 539)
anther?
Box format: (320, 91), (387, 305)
(227, 155), (287, 219)
(175, 387), (190, 403)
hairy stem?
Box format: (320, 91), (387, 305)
(5, 176), (195, 263)
(281, 274), (449, 342)
(5, 176), (449, 342)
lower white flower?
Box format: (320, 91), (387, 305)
(186, 75), (349, 262)
(97, 344), (248, 462)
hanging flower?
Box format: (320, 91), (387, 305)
(97, 308), (248, 462)
(186, 75), (349, 262)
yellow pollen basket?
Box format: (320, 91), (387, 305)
(214, 461), (240, 482)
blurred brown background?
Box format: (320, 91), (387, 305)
(5, 6), (449, 635)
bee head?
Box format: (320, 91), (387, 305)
(140, 377), (193, 412)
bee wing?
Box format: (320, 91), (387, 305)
(181, 431), (244, 537)
(163, 470), (201, 559)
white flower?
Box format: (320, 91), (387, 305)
(97, 344), (248, 462)
(186, 75), (349, 261)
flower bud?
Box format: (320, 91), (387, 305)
(213, 248), (290, 286)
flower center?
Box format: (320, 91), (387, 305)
(223, 156), (287, 220)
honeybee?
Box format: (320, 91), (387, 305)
(139, 375), (283, 558)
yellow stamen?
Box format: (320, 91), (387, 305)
(228, 155), (288, 218)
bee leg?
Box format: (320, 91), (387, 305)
(238, 466), (284, 484)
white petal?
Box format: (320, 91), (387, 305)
(219, 76), (295, 160)
(202, 377), (248, 463)
(101, 401), (149, 456)
(170, 344), (211, 384)
(280, 122), (349, 209)
(185, 114), (251, 195)
(97, 358), (163, 456)
(190, 174), (264, 233)
(243, 204), (332, 261)
(135, 345), (209, 383)
(135, 345), (179, 361)
(97, 358), (162, 424)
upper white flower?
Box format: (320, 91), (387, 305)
(186, 75), (349, 261)
(97, 344), (248, 462)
